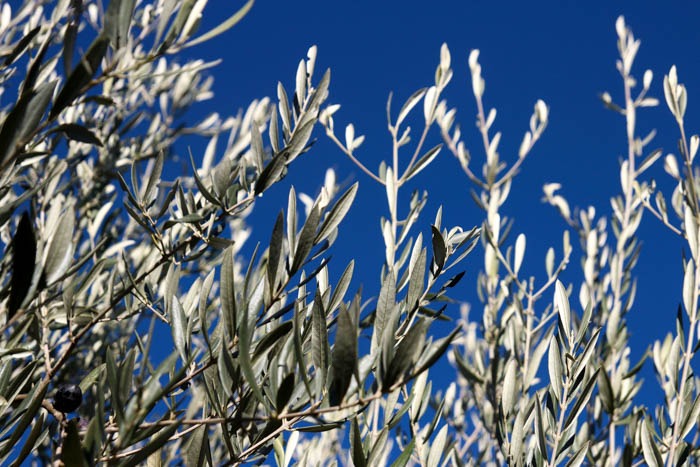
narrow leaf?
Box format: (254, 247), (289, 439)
(44, 205), (75, 284)
(329, 305), (357, 405)
(9, 212), (37, 318)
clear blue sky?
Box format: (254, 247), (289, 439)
(184, 1), (700, 410)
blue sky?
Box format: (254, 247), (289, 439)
(184, 1), (700, 412)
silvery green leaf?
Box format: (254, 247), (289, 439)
(637, 148), (663, 175)
(565, 442), (589, 467)
(238, 278), (266, 408)
(683, 260), (695, 316)
(545, 247), (555, 278)
(575, 303), (593, 345)
(571, 328), (600, 382)
(171, 298), (188, 362)
(514, 233), (526, 275)
(372, 269), (396, 354)
(287, 118), (316, 162)
(328, 260), (354, 314)
(423, 86), (437, 123)
(427, 425), (447, 467)
(554, 281), (571, 341)
(220, 245), (237, 339)
(269, 105), (280, 152)
(534, 394), (547, 458)
(277, 82), (292, 138)
(143, 151), (164, 207)
(502, 358), (518, 415)
(216, 339), (235, 400)
(183, 0), (254, 48)
(345, 123), (355, 150)
(287, 187), (298, 254)
(160, 0), (197, 49)
(598, 371), (615, 413)
(104, 0), (136, 49)
(510, 410), (524, 463)
(679, 391), (700, 438)
(311, 292), (329, 389)
(548, 335), (563, 401)
(406, 248), (426, 312)
(184, 425), (209, 467)
(525, 328), (552, 389)
(366, 428), (389, 466)
(640, 419), (662, 467)
(390, 438), (414, 467)
(250, 123), (265, 172)
(44, 204), (75, 284)
(396, 88), (426, 128)
(316, 182), (358, 244)
(404, 144), (441, 181)
(564, 368), (599, 430)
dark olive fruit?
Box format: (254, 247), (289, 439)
(53, 384), (82, 413)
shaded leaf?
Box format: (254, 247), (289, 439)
(79, 364), (106, 393)
(431, 226), (446, 273)
(10, 411), (46, 467)
(220, 245), (237, 339)
(311, 292), (330, 388)
(290, 204), (321, 275)
(351, 417), (367, 467)
(255, 152), (287, 196)
(275, 373), (295, 411)
(0, 80), (57, 165)
(267, 211), (284, 292)
(118, 423), (180, 467)
(3, 26), (40, 67)
(51, 35), (109, 119)
(329, 305), (357, 406)
(384, 318), (429, 389)
(9, 212), (37, 318)
(61, 419), (88, 467)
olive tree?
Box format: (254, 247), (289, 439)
(2, 1), (699, 466)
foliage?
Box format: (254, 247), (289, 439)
(0, 1), (698, 466)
